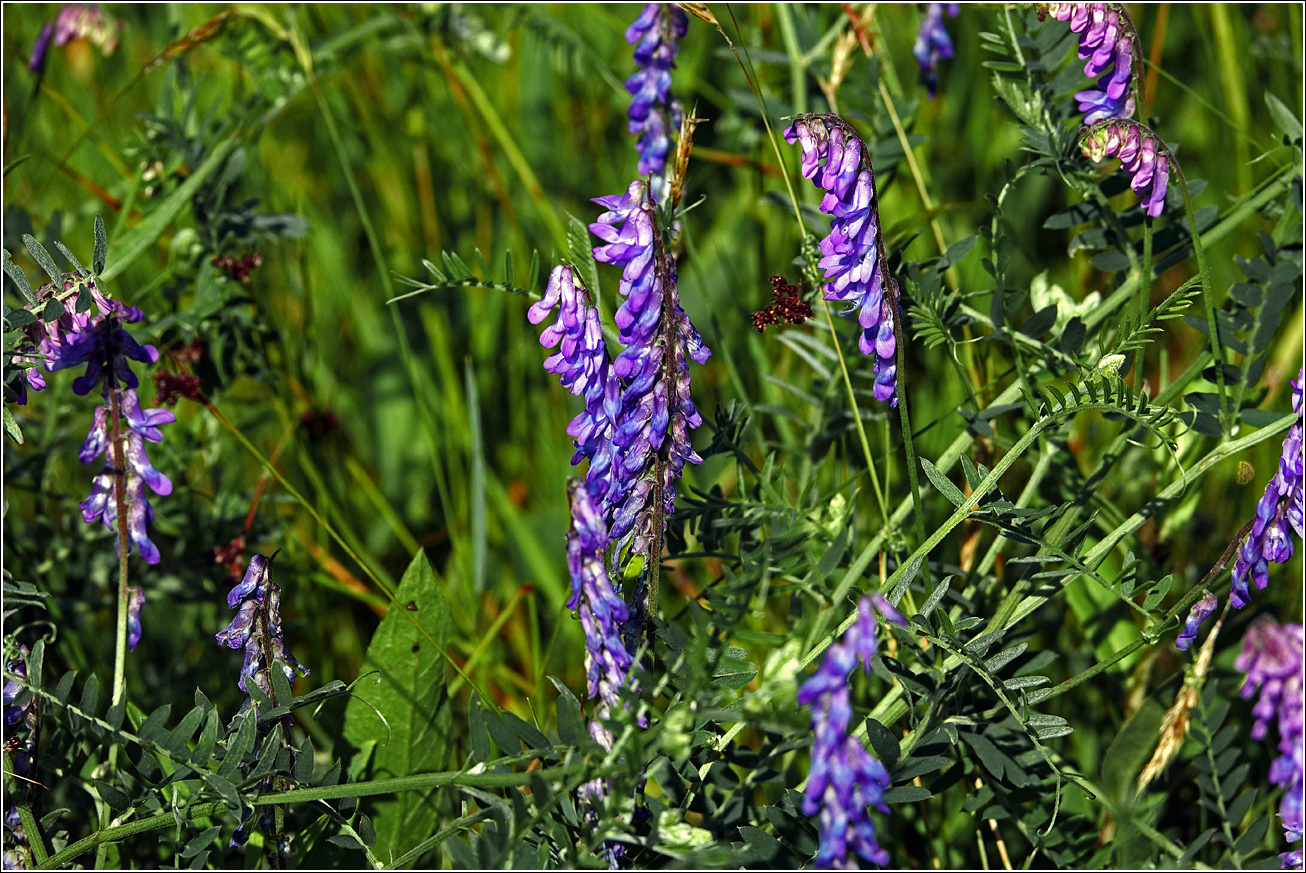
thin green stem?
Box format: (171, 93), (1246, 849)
(1178, 168), (1228, 434)
(108, 389), (130, 707)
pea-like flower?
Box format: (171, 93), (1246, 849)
(1235, 617), (1304, 868)
(49, 301), (174, 564)
(1175, 590), (1218, 651)
(29, 4), (121, 74)
(1042, 3), (1139, 124)
(3, 647), (37, 871)
(528, 265), (622, 507)
(8, 274), (112, 402)
(624, 3), (688, 200)
(785, 115), (898, 407)
(589, 180), (710, 559)
(1080, 119), (1172, 218)
(215, 552), (310, 711)
(798, 597), (904, 868)
(1229, 370), (1304, 609)
(913, 4), (958, 98)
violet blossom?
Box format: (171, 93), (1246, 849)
(1080, 118), (1172, 218)
(624, 3), (688, 200)
(1175, 590), (1218, 651)
(2, 647), (36, 872)
(1230, 370), (1304, 609)
(1236, 617), (1304, 868)
(1042, 3), (1138, 124)
(48, 301), (174, 565)
(589, 180), (710, 561)
(29, 5), (121, 74)
(8, 273), (112, 404)
(785, 115), (898, 407)
(913, 4), (958, 98)
(798, 597), (902, 868)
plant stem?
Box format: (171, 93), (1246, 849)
(108, 387), (130, 708)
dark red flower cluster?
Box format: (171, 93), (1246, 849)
(154, 371), (202, 407)
(212, 252), (264, 284)
(752, 276), (813, 333)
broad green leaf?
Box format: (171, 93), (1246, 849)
(921, 458), (966, 507)
(1101, 697), (1165, 806)
(343, 550), (453, 861)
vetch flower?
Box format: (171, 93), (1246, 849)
(624, 3), (688, 200)
(215, 552), (310, 715)
(1236, 617), (1304, 868)
(784, 115), (899, 407)
(566, 479), (639, 747)
(1230, 370), (1304, 609)
(589, 180), (710, 562)
(126, 586), (145, 651)
(1042, 3), (1139, 124)
(50, 302), (175, 564)
(913, 4), (958, 98)
(528, 265), (622, 506)
(1080, 119), (1172, 218)
(798, 597), (894, 868)
(3, 647), (37, 871)
(1175, 590), (1217, 651)
(29, 5), (121, 74)
(8, 273), (113, 401)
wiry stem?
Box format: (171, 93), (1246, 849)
(108, 383), (130, 705)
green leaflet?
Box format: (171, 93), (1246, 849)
(343, 550), (453, 863)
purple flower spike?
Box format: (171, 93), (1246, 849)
(913, 4), (958, 98)
(624, 3), (688, 200)
(1043, 3), (1139, 124)
(126, 586), (146, 651)
(589, 180), (710, 558)
(528, 265), (623, 504)
(4, 646), (38, 871)
(1080, 119), (1173, 218)
(1229, 370), (1305, 609)
(1175, 590), (1218, 651)
(784, 115), (899, 408)
(798, 597), (893, 868)
(566, 479), (639, 746)
(216, 551), (309, 706)
(1236, 617), (1304, 867)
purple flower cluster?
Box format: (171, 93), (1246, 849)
(1235, 617), (1304, 868)
(784, 116), (898, 407)
(566, 479), (638, 749)
(48, 301), (174, 565)
(1043, 3), (1138, 124)
(1080, 119), (1171, 218)
(913, 4), (958, 98)
(798, 597), (902, 869)
(215, 552), (310, 714)
(590, 180), (710, 558)
(1175, 590), (1218, 651)
(3, 647), (36, 872)
(528, 266), (621, 507)
(624, 4), (688, 199)
(1231, 370), (1304, 609)
(9, 274), (112, 404)
(30, 4), (121, 74)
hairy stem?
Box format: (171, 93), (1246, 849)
(108, 388), (130, 708)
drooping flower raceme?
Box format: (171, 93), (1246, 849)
(528, 266), (622, 509)
(798, 597), (902, 869)
(1042, 3), (1138, 124)
(47, 301), (175, 565)
(215, 552), (309, 852)
(624, 3), (688, 200)
(1230, 370), (1304, 610)
(785, 115), (898, 407)
(3, 647), (37, 872)
(913, 4), (958, 98)
(216, 552), (310, 712)
(1236, 617), (1305, 868)
(566, 479), (639, 749)
(1080, 119), (1172, 218)
(590, 180), (710, 561)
